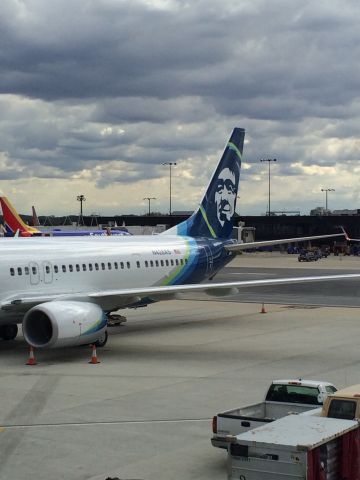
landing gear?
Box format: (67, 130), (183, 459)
(94, 330), (108, 348)
(0, 324), (18, 341)
(108, 314), (127, 326)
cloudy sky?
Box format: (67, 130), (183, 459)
(1, 0), (360, 217)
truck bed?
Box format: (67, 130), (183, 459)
(212, 401), (317, 448)
(222, 401), (314, 420)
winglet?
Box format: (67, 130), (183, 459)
(341, 226), (351, 241)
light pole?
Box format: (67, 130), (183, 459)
(143, 197), (156, 215)
(76, 194), (86, 225)
(162, 162), (177, 215)
(260, 158), (277, 216)
(321, 188), (335, 211)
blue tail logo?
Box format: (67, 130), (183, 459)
(164, 128), (244, 239)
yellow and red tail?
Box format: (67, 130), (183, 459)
(0, 197), (40, 236)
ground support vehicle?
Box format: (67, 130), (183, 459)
(211, 379), (336, 449)
(227, 414), (360, 480)
(298, 251), (319, 262)
(321, 383), (360, 420)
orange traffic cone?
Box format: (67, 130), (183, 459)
(89, 344), (100, 364)
(260, 303), (267, 314)
(26, 346), (37, 365)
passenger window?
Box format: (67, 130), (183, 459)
(120, 262), (124, 269)
(136, 261), (140, 268)
(185, 258), (188, 264)
(175, 259), (179, 266)
(54, 265), (58, 273)
(95, 263), (99, 271)
(32, 266), (37, 275)
(165, 260), (169, 266)
(45, 266), (50, 274)
(155, 260), (159, 267)
(76, 264), (80, 272)
(10, 268), (15, 276)
(24, 266), (29, 275)
(180, 259), (184, 265)
(150, 260), (154, 267)
(108, 262), (112, 270)
(18, 267), (22, 275)
(127, 262), (130, 269)
(82, 264), (87, 271)
(101, 263), (105, 270)
(114, 262), (118, 269)
(69, 265), (73, 272)
(145, 261), (148, 268)
(89, 264), (93, 271)
(160, 260), (164, 266)
(170, 259), (174, 266)
(62, 265), (66, 273)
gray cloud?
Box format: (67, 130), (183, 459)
(0, 0), (360, 213)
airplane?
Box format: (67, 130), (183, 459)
(0, 127), (356, 348)
(0, 196), (131, 237)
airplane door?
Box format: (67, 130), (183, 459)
(29, 262), (40, 285)
(203, 244), (214, 277)
(42, 261), (53, 284)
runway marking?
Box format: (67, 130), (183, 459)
(0, 418), (211, 430)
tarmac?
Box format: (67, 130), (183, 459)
(1, 252), (360, 480)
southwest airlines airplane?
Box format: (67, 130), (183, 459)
(0, 196), (131, 237)
(0, 128), (356, 348)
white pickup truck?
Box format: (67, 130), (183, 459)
(211, 379), (337, 449)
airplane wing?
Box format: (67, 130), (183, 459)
(225, 233), (344, 253)
(3, 272), (360, 312)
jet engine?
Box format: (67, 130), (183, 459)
(22, 301), (107, 348)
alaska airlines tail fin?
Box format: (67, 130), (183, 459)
(0, 197), (40, 236)
(163, 128), (244, 239)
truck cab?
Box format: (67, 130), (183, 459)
(265, 379), (337, 405)
(322, 383), (360, 420)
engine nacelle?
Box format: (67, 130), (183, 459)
(23, 301), (107, 348)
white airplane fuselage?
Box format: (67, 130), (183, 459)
(0, 235), (232, 325)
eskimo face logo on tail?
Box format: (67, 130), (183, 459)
(203, 143), (241, 239)
(215, 167), (238, 227)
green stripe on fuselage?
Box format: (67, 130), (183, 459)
(161, 240), (191, 286)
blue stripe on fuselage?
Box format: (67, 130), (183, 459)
(162, 237), (236, 286)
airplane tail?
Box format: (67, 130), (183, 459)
(32, 205), (40, 226)
(163, 128), (244, 239)
(0, 197), (40, 236)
